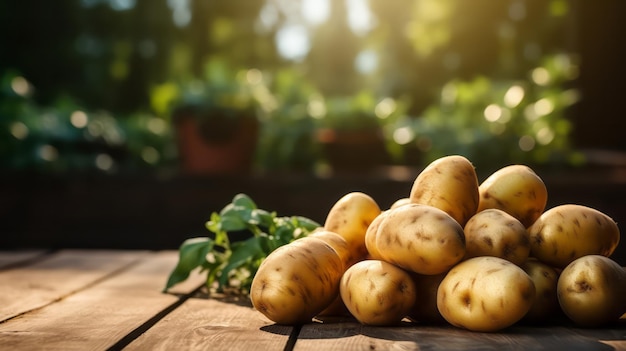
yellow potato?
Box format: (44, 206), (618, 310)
(324, 192), (382, 260)
(376, 203), (466, 275)
(410, 155), (479, 226)
(407, 272), (447, 324)
(528, 204), (620, 268)
(309, 229), (358, 269)
(250, 236), (344, 325)
(390, 197), (411, 209)
(477, 165), (547, 227)
(437, 256), (536, 332)
(364, 210), (388, 260)
(340, 259), (416, 325)
(463, 208), (530, 266)
(520, 259), (560, 323)
(557, 255), (626, 327)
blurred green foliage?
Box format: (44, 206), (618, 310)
(0, 0), (583, 174)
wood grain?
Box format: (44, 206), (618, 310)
(0, 250), (205, 351)
(124, 294), (294, 351)
(0, 250), (147, 322)
(294, 320), (626, 351)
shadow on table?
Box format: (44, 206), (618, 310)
(260, 318), (625, 351)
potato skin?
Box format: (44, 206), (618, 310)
(410, 155), (479, 226)
(364, 210), (388, 260)
(250, 236), (344, 325)
(376, 203), (466, 275)
(309, 230), (358, 269)
(477, 165), (547, 227)
(340, 260), (416, 325)
(520, 259), (560, 323)
(437, 256), (536, 332)
(528, 204), (620, 268)
(390, 197), (411, 209)
(463, 209), (530, 266)
(557, 255), (626, 327)
(324, 192), (382, 260)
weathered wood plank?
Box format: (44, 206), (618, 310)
(0, 250), (147, 322)
(0, 250), (205, 351)
(0, 250), (49, 269)
(294, 320), (626, 351)
(124, 295), (294, 351)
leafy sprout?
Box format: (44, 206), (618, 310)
(163, 193), (320, 295)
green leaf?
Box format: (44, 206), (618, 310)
(217, 211), (249, 232)
(217, 236), (264, 288)
(163, 237), (213, 292)
(272, 224), (297, 248)
(231, 193), (257, 209)
(291, 216), (321, 232)
(251, 208), (274, 228)
(205, 212), (222, 233)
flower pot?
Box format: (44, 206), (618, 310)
(174, 106), (259, 176)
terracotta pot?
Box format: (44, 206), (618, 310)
(174, 107), (259, 176)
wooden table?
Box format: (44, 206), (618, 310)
(1, 250), (625, 351)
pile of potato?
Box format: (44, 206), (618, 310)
(250, 155), (625, 332)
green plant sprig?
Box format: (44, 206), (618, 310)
(163, 193), (320, 295)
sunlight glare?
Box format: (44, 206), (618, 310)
(531, 67), (550, 86)
(308, 98), (327, 119)
(275, 24), (310, 61)
(142, 147), (160, 164)
(10, 122), (29, 140)
(302, 0), (330, 25)
(504, 85), (525, 108)
(393, 126), (414, 145)
(355, 50), (378, 74)
(11, 76), (32, 97)
(95, 154), (114, 171)
(375, 98), (397, 119)
(71, 111), (89, 128)
(534, 98), (554, 116)
(483, 104), (502, 122)
(147, 118), (167, 135)
(246, 69), (263, 85)
(39, 145), (59, 162)
(518, 135), (535, 151)
(536, 126), (555, 145)
(347, 0), (375, 36)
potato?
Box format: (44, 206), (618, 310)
(250, 236), (344, 325)
(477, 165), (547, 227)
(528, 204), (620, 268)
(340, 259), (416, 325)
(309, 229), (359, 269)
(407, 272), (447, 324)
(376, 203), (466, 275)
(463, 209), (530, 266)
(364, 210), (388, 260)
(310, 231), (357, 318)
(390, 197), (411, 209)
(409, 155), (479, 226)
(520, 259), (560, 323)
(324, 192), (382, 260)
(557, 255), (626, 327)
(437, 256), (536, 332)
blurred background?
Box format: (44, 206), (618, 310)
(1, 0), (625, 259)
